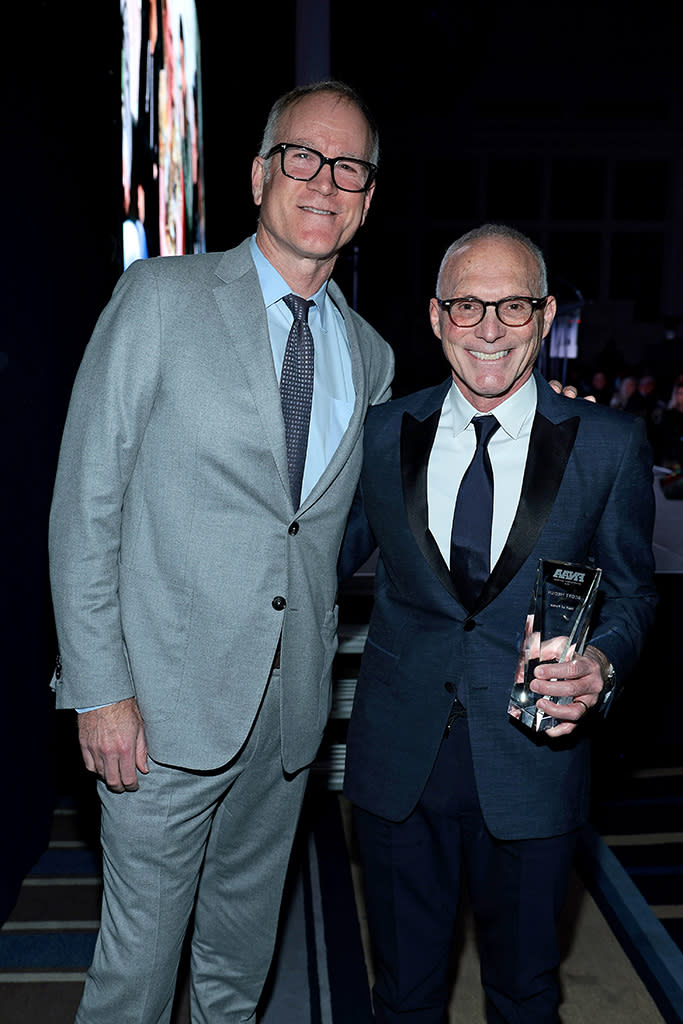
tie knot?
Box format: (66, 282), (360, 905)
(284, 293), (314, 324)
(472, 415), (499, 448)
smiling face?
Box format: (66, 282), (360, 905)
(251, 92), (375, 294)
(429, 236), (556, 412)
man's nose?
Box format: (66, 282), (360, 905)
(475, 306), (506, 342)
(308, 162), (337, 194)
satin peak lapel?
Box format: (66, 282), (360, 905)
(400, 405), (460, 601)
(473, 411), (580, 612)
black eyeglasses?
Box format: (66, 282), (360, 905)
(436, 295), (549, 328)
(264, 143), (377, 193)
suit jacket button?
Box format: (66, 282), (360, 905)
(464, 618), (476, 631)
(288, 522), (299, 535)
(444, 681), (455, 694)
(272, 596), (287, 611)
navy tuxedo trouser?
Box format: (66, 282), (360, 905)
(354, 716), (578, 1024)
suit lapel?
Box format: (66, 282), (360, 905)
(398, 375), (581, 613)
(212, 242), (292, 502)
(472, 407), (580, 613)
(296, 282), (368, 512)
(213, 256), (376, 513)
(400, 381), (460, 600)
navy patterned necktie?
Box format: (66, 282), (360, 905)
(450, 415), (500, 605)
(280, 293), (315, 509)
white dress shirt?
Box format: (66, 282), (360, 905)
(427, 376), (537, 571)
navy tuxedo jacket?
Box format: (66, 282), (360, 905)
(342, 370), (656, 838)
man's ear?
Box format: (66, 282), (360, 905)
(541, 295), (557, 339)
(251, 157), (265, 207)
(360, 182), (375, 226)
(429, 297), (443, 340)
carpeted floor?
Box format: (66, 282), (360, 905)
(593, 766), (683, 949)
(0, 780), (372, 1024)
(2, 772), (682, 1024)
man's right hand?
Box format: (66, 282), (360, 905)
(549, 379), (596, 402)
(78, 697), (149, 792)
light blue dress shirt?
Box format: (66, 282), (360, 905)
(249, 236), (355, 504)
(78, 239), (356, 712)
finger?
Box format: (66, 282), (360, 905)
(536, 696), (585, 721)
(116, 751), (141, 792)
(135, 728), (149, 775)
(531, 678), (576, 699)
(80, 747), (98, 775)
(88, 744), (133, 793)
(549, 379), (562, 394)
(533, 658), (599, 691)
(545, 720), (577, 738)
(538, 694), (592, 731)
(101, 762), (126, 794)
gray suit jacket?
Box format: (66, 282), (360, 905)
(49, 239), (394, 772)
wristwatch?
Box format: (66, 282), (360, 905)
(602, 661), (616, 704)
(585, 645), (616, 711)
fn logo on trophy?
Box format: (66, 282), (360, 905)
(509, 559), (602, 732)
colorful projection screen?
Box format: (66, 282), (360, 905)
(121, 0), (206, 269)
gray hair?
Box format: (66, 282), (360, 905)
(436, 224), (548, 297)
(258, 80), (379, 168)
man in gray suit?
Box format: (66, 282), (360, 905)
(49, 80), (394, 1024)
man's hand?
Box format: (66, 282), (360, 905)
(549, 380), (596, 403)
(531, 649), (605, 738)
(78, 697), (149, 792)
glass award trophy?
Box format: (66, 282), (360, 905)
(508, 559), (602, 732)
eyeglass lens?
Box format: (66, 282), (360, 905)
(449, 298), (536, 326)
(281, 147), (371, 191)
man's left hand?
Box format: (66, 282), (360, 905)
(531, 652), (604, 738)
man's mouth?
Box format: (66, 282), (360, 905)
(300, 205), (335, 216)
(469, 349), (509, 362)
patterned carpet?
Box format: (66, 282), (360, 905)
(0, 780), (371, 1024)
(581, 758), (683, 1024)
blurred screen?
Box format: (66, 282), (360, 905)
(121, 0), (205, 268)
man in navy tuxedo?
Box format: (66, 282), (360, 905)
(342, 224), (656, 1023)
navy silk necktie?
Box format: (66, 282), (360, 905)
(450, 415), (500, 605)
(280, 293), (315, 509)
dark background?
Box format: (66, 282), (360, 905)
(2, 1), (682, 918)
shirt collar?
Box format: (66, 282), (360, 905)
(447, 373), (537, 439)
(249, 235), (330, 329)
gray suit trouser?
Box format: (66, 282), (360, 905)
(75, 670), (309, 1024)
